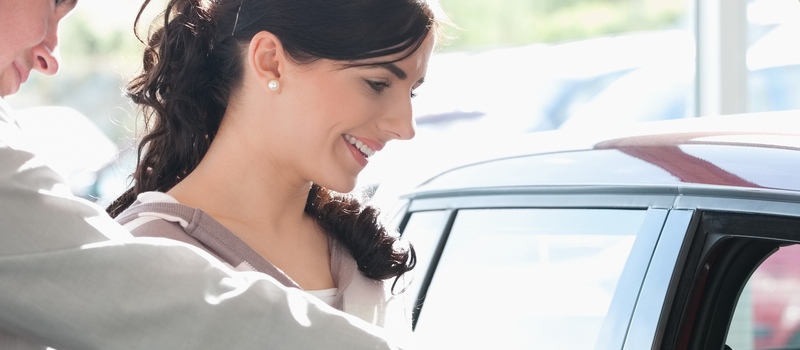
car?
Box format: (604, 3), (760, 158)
(381, 110), (800, 350)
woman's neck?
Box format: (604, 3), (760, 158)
(166, 131), (335, 290)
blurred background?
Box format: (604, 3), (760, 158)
(6, 0), (799, 209)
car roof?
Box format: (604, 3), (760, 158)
(409, 109), (800, 196)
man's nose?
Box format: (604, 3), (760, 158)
(31, 44), (60, 76)
(32, 12), (63, 77)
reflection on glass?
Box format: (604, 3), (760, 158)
(413, 208), (646, 349)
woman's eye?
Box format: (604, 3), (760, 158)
(366, 80), (390, 94)
(410, 91), (418, 99)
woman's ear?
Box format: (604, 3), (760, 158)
(247, 31), (285, 93)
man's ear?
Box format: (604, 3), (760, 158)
(247, 31), (285, 93)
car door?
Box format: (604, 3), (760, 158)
(649, 209), (800, 350)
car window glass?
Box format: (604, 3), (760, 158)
(400, 210), (452, 311)
(727, 244), (800, 350)
(413, 208), (647, 349)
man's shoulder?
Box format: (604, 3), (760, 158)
(0, 99), (31, 151)
(0, 98), (15, 124)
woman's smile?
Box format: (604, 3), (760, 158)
(343, 134), (381, 167)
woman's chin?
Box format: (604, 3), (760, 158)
(315, 179), (358, 194)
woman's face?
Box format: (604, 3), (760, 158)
(261, 34), (437, 193)
(0, 0), (76, 97)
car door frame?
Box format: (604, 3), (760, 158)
(622, 189), (800, 350)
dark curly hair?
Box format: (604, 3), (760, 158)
(107, 0), (443, 284)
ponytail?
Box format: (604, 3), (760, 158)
(107, 0), (242, 217)
(305, 184), (416, 286)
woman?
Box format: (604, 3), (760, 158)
(107, 0), (443, 333)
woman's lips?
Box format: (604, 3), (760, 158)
(344, 134), (377, 158)
(343, 134), (384, 167)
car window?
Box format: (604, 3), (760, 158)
(727, 244), (800, 350)
(400, 210), (452, 317)
(412, 208), (647, 349)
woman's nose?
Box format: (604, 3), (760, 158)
(379, 100), (417, 141)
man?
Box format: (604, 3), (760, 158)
(0, 1), (408, 349)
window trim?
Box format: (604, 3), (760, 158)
(595, 208), (670, 349)
(623, 209), (698, 349)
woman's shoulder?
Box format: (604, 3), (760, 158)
(114, 191), (200, 242)
(114, 192), (299, 283)
(113, 192), (244, 270)
(329, 239), (412, 328)
(343, 271), (413, 331)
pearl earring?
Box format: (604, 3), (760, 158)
(268, 79), (280, 91)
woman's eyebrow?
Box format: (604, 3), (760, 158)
(375, 63), (408, 80)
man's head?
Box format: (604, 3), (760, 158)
(0, 0), (77, 97)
